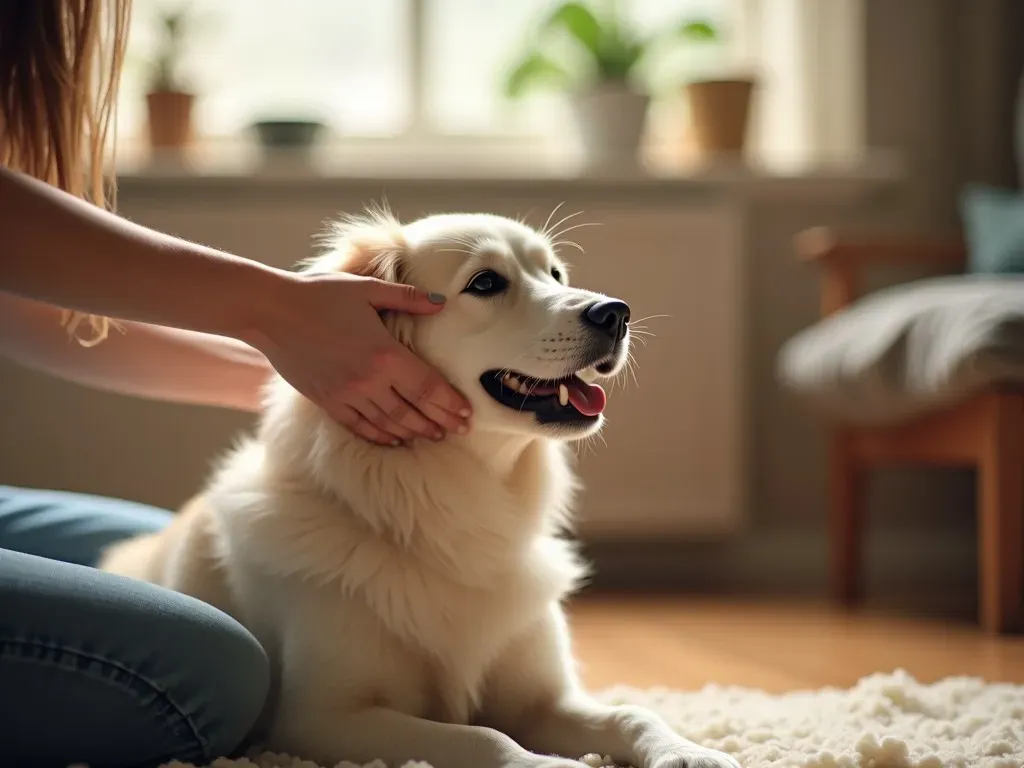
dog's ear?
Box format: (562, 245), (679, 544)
(304, 209), (415, 348)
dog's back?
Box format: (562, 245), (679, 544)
(100, 493), (236, 614)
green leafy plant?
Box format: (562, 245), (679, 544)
(149, 7), (193, 92)
(504, 0), (717, 98)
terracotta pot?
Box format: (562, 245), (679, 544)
(685, 78), (755, 157)
(146, 91), (195, 149)
(569, 82), (651, 171)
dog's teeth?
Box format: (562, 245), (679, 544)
(507, 376), (521, 392)
(558, 383), (569, 406)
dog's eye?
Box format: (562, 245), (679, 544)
(551, 267), (563, 283)
(463, 270), (508, 297)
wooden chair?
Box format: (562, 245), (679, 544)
(796, 227), (1024, 634)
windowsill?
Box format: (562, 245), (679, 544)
(111, 137), (905, 204)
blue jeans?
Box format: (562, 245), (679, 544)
(0, 486), (270, 768)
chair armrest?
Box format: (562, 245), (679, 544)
(795, 227), (967, 317)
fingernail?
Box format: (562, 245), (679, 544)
(428, 292), (447, 304)
(433, 430), (445, 441)
(390, 439), (401, 447)
(459, 408), (471, 417)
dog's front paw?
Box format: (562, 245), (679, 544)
(650, 746), (741, 768)
(512, 759), (590, 768)
(505, 750), (592, 768)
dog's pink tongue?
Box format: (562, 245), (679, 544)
(567, 379), (607, 416)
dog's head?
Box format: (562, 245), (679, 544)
(309, 209), (631, 441)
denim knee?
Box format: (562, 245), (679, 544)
(184, 609), (271, 761)
(0, 550), (270, 767)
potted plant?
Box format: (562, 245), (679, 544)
(248, 117), (328, 173)
(504, 0), (717, 170)
(684, 76), (756, 159)
(144, 8), (196, 150)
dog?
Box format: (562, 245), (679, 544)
(100, 210), (740, 768)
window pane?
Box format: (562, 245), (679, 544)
(119, 0), (410, 139)
(423, 0), (728, 135)
(423, 0), (555, 135)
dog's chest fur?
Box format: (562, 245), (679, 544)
(210, 411), (585, 725)
(356, 536), (580, 724)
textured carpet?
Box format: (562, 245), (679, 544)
(165, 670), (1024, 768)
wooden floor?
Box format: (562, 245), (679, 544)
(566, 596), (1024, 693)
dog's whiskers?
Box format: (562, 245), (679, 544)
(551, 239), (585, 254)
(517, 376), (544, 414)
(549, 221), (601, 243)
(572, 433), (598, 460)
(437, 247), (477, 258)
(540, 202), (567, 239)
(628, 328), (654, 341)
(625, 350), (640, 388)
(542, 207), (582, 241)
(630, 313), (670, 325)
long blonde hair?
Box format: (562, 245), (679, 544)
(0, 0), (132, 346)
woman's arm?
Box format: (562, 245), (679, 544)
(0, 165), (286, 340)
(0, 292), (271, 412)
(0, 165), (473, 444)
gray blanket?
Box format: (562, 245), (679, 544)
(778, 275), (1024, 425)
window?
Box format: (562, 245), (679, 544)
(118, 0), (863, 170)
(421, 0), (726, 136)
(120, 0), (412, 137)
(120, 0), (730, 138)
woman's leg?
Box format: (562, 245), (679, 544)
(0, 487), (270, 767)
(0, 484), (173, 566)
(0, 549), (270, 768)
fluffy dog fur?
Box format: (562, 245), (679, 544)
(99, 211), (740, 768)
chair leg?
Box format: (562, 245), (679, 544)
(977, 394), (1024, 634)
(829, 430), (865, 605)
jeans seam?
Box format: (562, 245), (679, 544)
(0, 635), (210, 764)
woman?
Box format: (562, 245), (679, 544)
(0, 3), (472, 766)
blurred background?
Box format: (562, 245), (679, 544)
(2, 0), (1023, 645)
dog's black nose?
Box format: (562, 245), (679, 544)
(582, 299), (631, 342)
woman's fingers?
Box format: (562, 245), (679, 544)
(331, 403), (400, 447)
(364, 279), (448, 315)
(372, 387), (445, 441)
(387, 348), (472, 435)
(348, 397), (419, 444)
(410, 396), (470, 437)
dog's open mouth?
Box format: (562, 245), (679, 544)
(479, 369), (607, 424)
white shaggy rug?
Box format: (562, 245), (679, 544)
(165, 670), (1024, 768)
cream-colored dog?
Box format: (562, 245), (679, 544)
(100, 211), (740, 768)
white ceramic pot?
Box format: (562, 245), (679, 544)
(569, 82), (651, 172)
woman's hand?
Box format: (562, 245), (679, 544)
(251, 271), (472, 446)
(0, 167), (472, 445)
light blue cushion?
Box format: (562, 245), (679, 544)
(959, 184), (1024, 275)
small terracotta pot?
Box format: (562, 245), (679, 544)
(146, 91), (195, 149)
(685, 78), (755, 157)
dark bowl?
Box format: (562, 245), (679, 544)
(250, 119), (326, 149)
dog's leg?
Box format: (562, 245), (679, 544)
(511, 696), (741, 768)
(268, 603), (588, 768)
(481, 606), (741, 768)
(272, 706), (588, 768)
